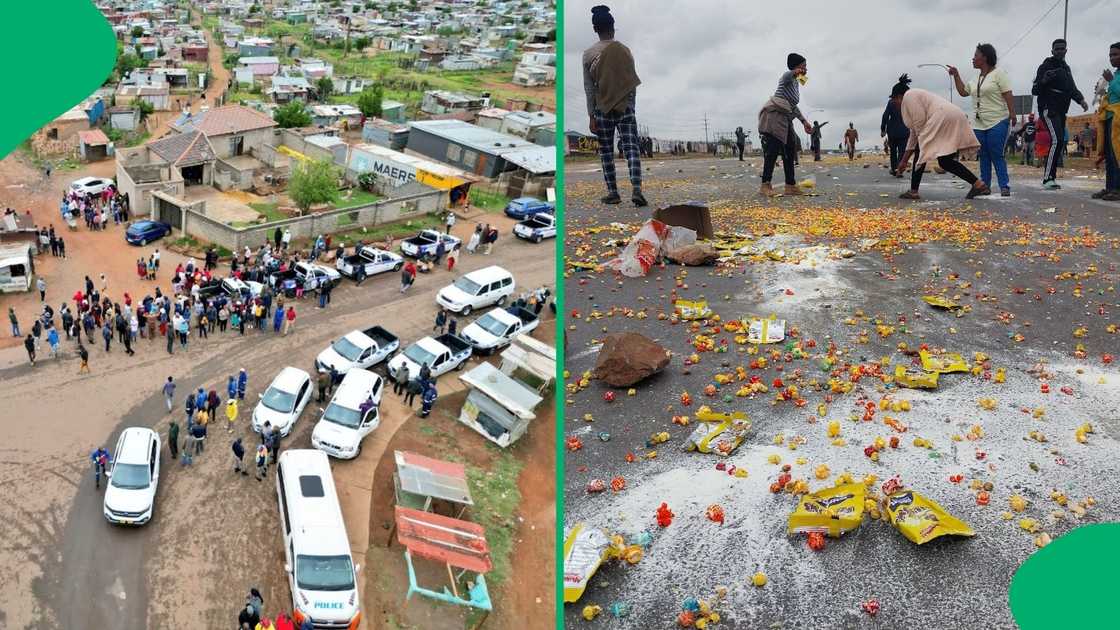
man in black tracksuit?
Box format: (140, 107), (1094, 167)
(1032, 38), (1089, 188)
(881, 98), (909, 176)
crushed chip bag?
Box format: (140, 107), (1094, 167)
(881, 490), (975, 545)
(787, 483), (866, 538)
(685, 410), (751, 456)
(922, 295), (960, 310)
(747, 317), (786, 344)
(563, 523), (611, 603)
(894, 364), (939, 389)
(674, 299), (713, 321)
(919, 350), (969, 374)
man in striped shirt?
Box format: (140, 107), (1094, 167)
(583, 5), (647, 207)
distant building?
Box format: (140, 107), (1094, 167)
(500, 110), (555, 146)
(238, 56), (281, 78)
(268, 76), (312, 103)
(310, 104), (362, 128)
(238, 36), (275, 57)
(108, 106), (141, 131)
(116, 83), (171, 111)
(361, 118), (410, 151)
(476, 107), (511, 132)
(420, 90), (488, 118)
(381, 100), (407, 124)
(406, 119), (555, 180)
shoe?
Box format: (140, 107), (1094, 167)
(1091, 189), (1108, 199)
(759, 183), (778, 197)
(965, 183), (990, 199)
(632, 192), (648, 207)
(1000, 187), (1010, 197)
(601, 193), (622, 204)
(1042, 180), (1061, 190)
(1102, 191), (1120, 201)
(898, 191), (921, 200)
(783, 184), (805, 196)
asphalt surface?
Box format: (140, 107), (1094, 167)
(0, 225), (555, 629)
(562, 154), (1120, 629)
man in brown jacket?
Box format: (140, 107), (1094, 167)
(583, 5), (647, 207)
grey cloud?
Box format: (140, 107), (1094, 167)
(565, 0), (1118, 148)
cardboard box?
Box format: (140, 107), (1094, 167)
(653, 202), (714, 240)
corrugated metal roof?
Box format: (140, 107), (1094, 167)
(394, 506), (491, 574)
(410, 119), (555, 173)
(147, 130), (216, 166)
(79, 129), (110, 146)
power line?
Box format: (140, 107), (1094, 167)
(1003, 0), (1063, 58)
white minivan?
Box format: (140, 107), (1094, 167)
(435, 265), (515, 316)
(253, 367), (314, 438)
(276, 450), (362, 629)
(103, 427), (161, 526)
(311, 369), (383, 459)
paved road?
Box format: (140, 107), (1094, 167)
(562, 155), (1120, 629)
(0, 220), (554, 628)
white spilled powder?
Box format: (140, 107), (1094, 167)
(736, 236), (855, 312)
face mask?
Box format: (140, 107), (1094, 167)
(797, 74), (808, 86)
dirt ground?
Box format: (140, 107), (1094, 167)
(363, 324), (557, 630)
(0, 138), (556, 628)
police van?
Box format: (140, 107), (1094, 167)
(275, 450), (362, 629)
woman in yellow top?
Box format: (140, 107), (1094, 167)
(1094, 42), (1120, 201)
(949, 43), (1017, 196)
(226, 398), (238, 432)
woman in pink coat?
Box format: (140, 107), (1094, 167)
(891, 75), (988, 200)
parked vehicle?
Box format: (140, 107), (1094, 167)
(399, 229), (461, 258)
(503, 197), (554, 220)
(124, 220), (172, 246)
(103, 427), (161, 526)
(436, 265), (515, 316)
(315, 326), (399, 374)
(335, 246), (402, 279)
(70, 176), (114, 196)
(275, 450), (362, 628)
(512, 213), (556, 243)
(252, 367), (313, 438)
(294, 261), (341, 288)
(311, 369), (383, 459)
(221, 277), (265, 301)
(0, 242), (35, 294)
(460, 306), (540, 353)
(387, 333), (472, 383)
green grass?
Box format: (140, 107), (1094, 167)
(328, 213), (442, 247)
(335, 188), (381, 209)
(171, 235), (200, 248)
(468, 188), (512, 213)
(248, 202), (288, 222)
(465, 450), (523, 586)
(215, 245), (233, 258)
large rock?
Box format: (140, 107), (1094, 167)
(666, 242), (720, 266)
(592, 332), (671, 387)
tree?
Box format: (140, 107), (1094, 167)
(137, 99), (155, 123)
(288, 159), (339, 214)
(354, 36), (371, 51)
(356, 84), (384, 118)
(273, 102), (312, 128)
(315, 76), (334, 101)
(249, 3), (260, 13)
(131, 25), (145, 39)
(116, 50), (144, 80)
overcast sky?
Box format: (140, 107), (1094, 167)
(564, 0), (1117, 148)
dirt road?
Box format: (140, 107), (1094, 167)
(0, 210), (555, 628)
(147, 14), (231, 140)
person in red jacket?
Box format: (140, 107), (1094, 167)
(283, 306), (296, 336)
(274, 613), (296, 630)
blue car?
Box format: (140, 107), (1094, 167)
(503, 197), (554, 220)
(125, 220), (172, 246)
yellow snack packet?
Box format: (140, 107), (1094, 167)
(894, 364), (939, 389)
(674, 299), (712, 320)
(919, 350), (969, 373)
(882, 490), (975, 545)
(787, 483), (865, 538)
(922, 295), (959, 309)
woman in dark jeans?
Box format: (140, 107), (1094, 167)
(890, 75), (989, 199)
(758, 53), (815, 197)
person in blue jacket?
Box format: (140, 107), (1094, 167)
(420, 383), (438, 418)
(237, 368), (248, 399)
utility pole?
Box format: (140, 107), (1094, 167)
(1063, 0), (1068, 41)
(703, 113), (709, 146)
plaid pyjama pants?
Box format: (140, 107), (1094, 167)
(594, 108), (642, 195)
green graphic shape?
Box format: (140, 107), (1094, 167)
(1009, 523), (1120, 629)
(0, 1), (116, 158)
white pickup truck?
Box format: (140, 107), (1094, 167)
(399, 229), (461, 258)
(387, 333), (472, 383)
(316, 326), (400, 374)
(460, 306), (540, 353)
(335, 246), (402, 279)
(512, 213), (557, 243)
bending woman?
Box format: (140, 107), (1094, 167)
(890, 75), (988, 200)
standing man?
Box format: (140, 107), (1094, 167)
(254, 442), (269, 481)
(168, 420), (179, 461)
(810, 121), (828, 161)
(734, 127), (746, 161)
(434, 309), (447, 334)
(238, 368), (248, 400)
(759, 53), (814, 196)
(37, 277), (46, 302)
(1033, 38), (1089, 189)
(9, 307), (19, 337)
(232, 438), (247, 475)
(163, 377), (177, 412)
(281, 228), (292, 251)
(843, 123), (859, 160)
(444, 210), (456, 234)
(1079, 122), (1096, 157)
(882, 93), (910, 176)
(1094, 43), (1120, 201)
(583, 5), (647, 207)
(1021, 114), (1038, 165)
(24, 334), (35, 366)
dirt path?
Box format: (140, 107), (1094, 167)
(0, 207), (554, 629)
(148, 13), (231, 140)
